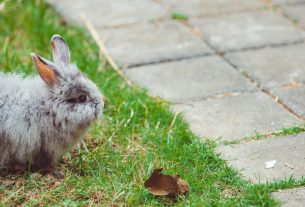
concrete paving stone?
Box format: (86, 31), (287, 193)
(272, 187), (305, 207)
(125, 56), (255, 101)
(273, 0), (305, 5)
(46, 0), (167, 28)
(225, 44), (305, 118)
(189, 11), (305, 51)
(282, 4), (305, 28)
(158, 0), (263, 17)
(272, 86), (305, 118)
(225, 44), (305, 89)
(98, 21), (212, 66)
(217, 133), (305, 183)
(172, 92), (300, 141)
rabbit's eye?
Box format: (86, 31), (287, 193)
(78, 95), (87, 103)
(66, 95), (87, 103)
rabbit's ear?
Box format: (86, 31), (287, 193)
(31, 53), (58, 86)
(51, 34), (70, 66)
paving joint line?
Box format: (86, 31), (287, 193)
(122, 3), (305, 122)
(127, 39), (304, 69)
(209, 45), (305, 121)
(208, 39), (305, 55)
(278, 7), (305, 31)
(127, 52), (213, 69)
(172, 90), (258, 106)
(203, 39), (305, 122)
(185, 7), (264, 19)
(224, 59), (304, 122)
(152, 0), (264, 19)
(219, 124), (305, 146)
(260, 87), (305, 121)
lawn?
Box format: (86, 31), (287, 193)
(0, 0), (303, 206)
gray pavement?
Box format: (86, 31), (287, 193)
(217, 133), (305, 183)
(273, 187), (305, 207)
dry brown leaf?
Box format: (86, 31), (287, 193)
(144, 168), (189, 199)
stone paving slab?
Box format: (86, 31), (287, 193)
(217, 133), (305, 183)
(172, 92), (300, 141)
(98, 21), (212, 67)
(189, 11), (305, 51)
(272, 86), (305, 118)
(225, 44), (305, 89)
(272, 187), (305, 207)
(46, 0), (167, 28)
(125, 56), (255, 101)
(225, 44), (305, 118)
(157, 0), (263, 17)
(282, 4), (305, 28)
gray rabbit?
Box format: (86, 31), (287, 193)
(0, 35), (104, 173)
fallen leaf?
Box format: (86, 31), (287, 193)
(265, 160), (277, 169)
(144, 168), (189, 199)
(144, 169), (178, 196)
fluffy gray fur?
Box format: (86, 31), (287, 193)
(0, 35), (103, 172)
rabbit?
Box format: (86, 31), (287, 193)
(0, 34), (104, 174)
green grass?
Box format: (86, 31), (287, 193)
(171, 12), (189, 21)
(222, 125), (305, 146)
(0, 0), (303, 206)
